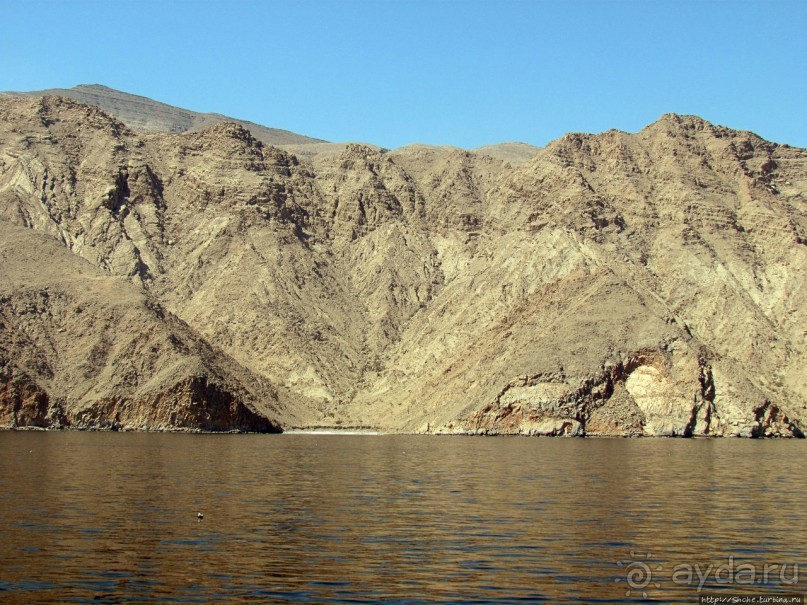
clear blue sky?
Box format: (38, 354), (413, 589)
(2, 0), (805, 149)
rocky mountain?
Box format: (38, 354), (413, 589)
(0, 84), (325, 146)
(0, 93), (804, 436)
(1, 85), (542, 164)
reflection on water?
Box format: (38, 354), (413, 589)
(0, 433), (804, 603)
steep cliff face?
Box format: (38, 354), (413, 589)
(0, 95), (804, 435)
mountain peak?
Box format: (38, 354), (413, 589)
(0, 90), (805, 436)
(657, 112), (711, 126)
(74, 83), (115, 92)
(0, 84), (325, 146)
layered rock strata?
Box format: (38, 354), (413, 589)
(0, 95), (804, 435)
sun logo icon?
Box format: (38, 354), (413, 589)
(615, 550), (663, 598)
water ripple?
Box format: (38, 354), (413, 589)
(0, 433), (804, 603)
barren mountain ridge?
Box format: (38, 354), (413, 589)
(0, 90), (805, 437)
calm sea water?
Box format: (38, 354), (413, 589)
(0, 433), (804, 604)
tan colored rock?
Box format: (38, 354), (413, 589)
(0, 94), (805, 436)
(0, 84), (324, 145)
(0, 220), (285, 431)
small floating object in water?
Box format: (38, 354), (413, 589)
(197, 512), (204, 520)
